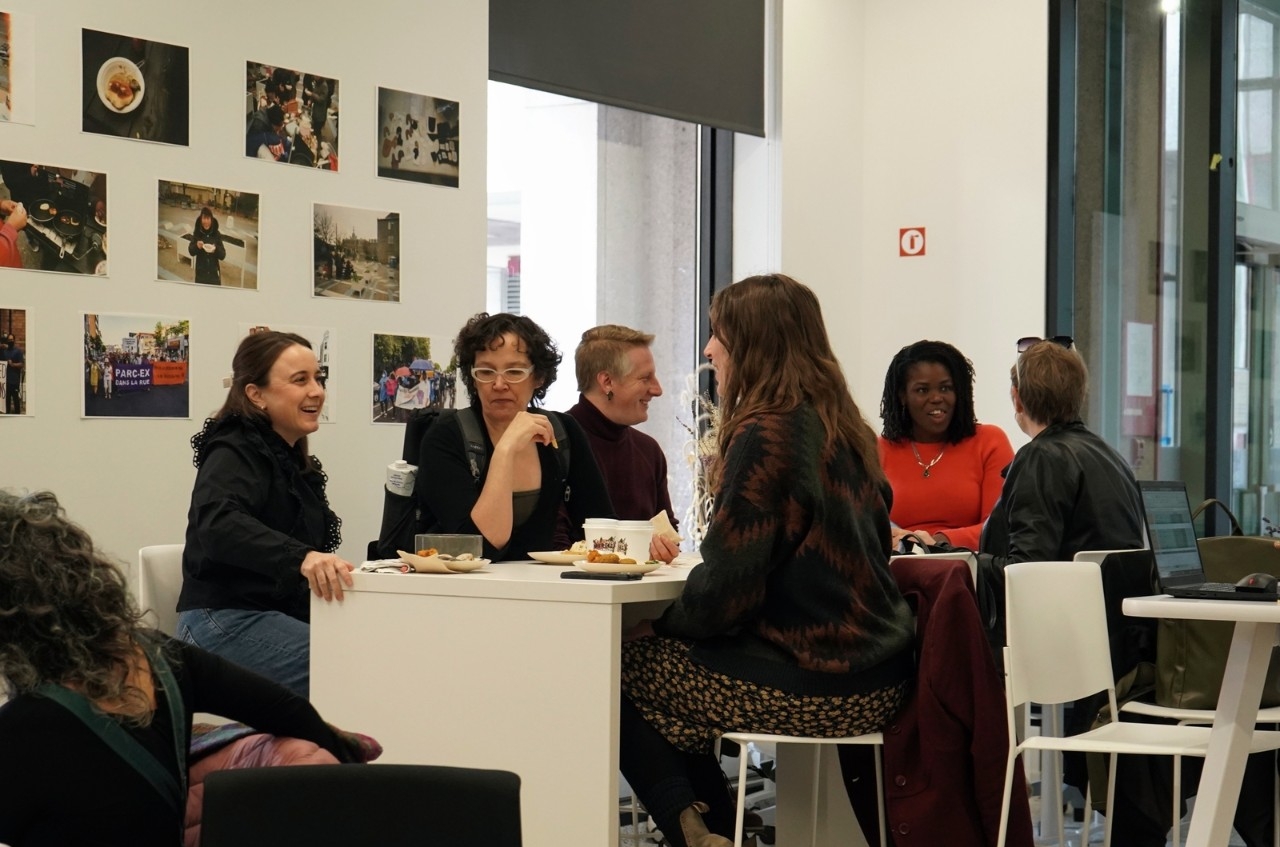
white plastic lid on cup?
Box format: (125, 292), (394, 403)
(615, 520), (654, 561)
(583, 518), (619, 552)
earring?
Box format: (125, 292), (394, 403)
(606, 391), (614, 401)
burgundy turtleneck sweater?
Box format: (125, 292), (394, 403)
(567, 395), (678, 529)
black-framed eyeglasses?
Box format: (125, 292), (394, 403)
(471, 366), (534, 384)
(1016, 335), (1074, 353)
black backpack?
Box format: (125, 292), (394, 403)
(368, 406), (571, 560)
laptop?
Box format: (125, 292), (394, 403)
(1139, 480), (1277, 601)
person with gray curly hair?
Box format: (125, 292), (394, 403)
(0, 490), (361, 847)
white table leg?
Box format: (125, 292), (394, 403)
(311, 590), (624, 847)
(1183, 621), (1277, 847)
(775, 745), (870, 847)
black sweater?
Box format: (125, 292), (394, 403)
(0, 637), (354, 847)
(415, 408), (614, 560)
(179, 415), (341, 622)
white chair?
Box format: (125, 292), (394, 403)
(137, 544), (185, 635)
(718, 730), (885, 847)
(996, 560), (1280, 847)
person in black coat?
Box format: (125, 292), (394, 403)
(187, 207), (227, 285)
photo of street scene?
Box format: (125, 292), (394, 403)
(0, 12), (34, 124)
(0, 159), (108, 276)
(82, 28), (189, 146)
(84, 313), (189, 419)
(239, 323), (334, 422)
(0, 307), (28, 416)
(313, 203), (399, 301)
(158, 181), (259, 289)
(372, 333), (457, 424)
(377, 87), (459, 187)
(246, 62), (338, 170)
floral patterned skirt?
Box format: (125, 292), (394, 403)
(621, 636), (910, 755)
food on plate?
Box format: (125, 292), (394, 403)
(416, 547), (439, 558)
(38, 202), (48, 211)
(439, 553), (475, 562)
(585, 550), (638, 565)
(651, 510), (682, 544)
(562, 540), (589, 555)
(105, 71), (140, 110)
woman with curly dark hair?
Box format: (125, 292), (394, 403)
(177, 331), (352, 698)
(878, 340), (1013, 550)
(413, 312), (612, 560)
(0, 490), (360, 847)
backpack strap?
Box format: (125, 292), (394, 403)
(36, 642), (187, 815)
(455, 406), (488, 484)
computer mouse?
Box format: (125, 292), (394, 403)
(1235, 572), (1279, 594)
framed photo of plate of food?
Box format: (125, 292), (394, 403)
(81, 28), (189, 146)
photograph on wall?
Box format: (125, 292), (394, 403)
(372, 333), (457, 424)
(376, 87), (459, 187)
(1, 12), (35, 124)
(0, 160), (107, 276)
(246, 62), (338, 170)
(313, 203), (399, 301)
(84, 313), (189, 419)
(158, 180), (260, 289)
(0, 307), (28, 416)
(238, 322), (334, 423)
(81, 29), (189, 146)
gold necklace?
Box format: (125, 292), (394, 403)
(911, 441), (945, 478)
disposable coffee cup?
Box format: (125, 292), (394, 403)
(582, 518), (619, 553)
(386, 460), (417, 496)
(616, 520), (654, 561)
(414, 533), (483, 558)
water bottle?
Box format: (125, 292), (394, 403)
(386, 460), (417, 497)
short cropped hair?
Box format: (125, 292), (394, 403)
(1013, 341), (1088, 425)
(575, 325), (655, 394)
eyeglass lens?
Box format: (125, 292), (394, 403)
(472, 367), (531, 383)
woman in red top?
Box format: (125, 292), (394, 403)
(878, 340), (1014, 550)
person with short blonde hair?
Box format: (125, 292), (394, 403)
(1010, 341), (1088, 427)
(567, 324), (679, 562)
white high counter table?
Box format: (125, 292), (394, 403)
(1122, 595), (1280, 847)
(310, 561), (690, 847)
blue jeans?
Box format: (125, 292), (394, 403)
(177, 608), (310, 698)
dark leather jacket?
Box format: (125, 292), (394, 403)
(977, 420), (1144, 647)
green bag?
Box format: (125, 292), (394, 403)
(1155, 499), (1280, 709)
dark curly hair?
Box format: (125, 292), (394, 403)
(0, 490), (154, 724)
(879, 340), (977, 444)
(454, 313), (560, 407)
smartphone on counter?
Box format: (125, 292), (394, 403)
(560, 571), (643, 581)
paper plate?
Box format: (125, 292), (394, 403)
(397, 550), (489, 573)
(528, 551), (583, 565)
(574, 559), (662, 576)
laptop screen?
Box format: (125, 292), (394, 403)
(1138, 480), (1205, 587)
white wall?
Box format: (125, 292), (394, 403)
(2, 0), (488, 577)
(740, 0), (1047, 440)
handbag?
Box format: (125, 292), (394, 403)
(1155, 498), (1280, 709)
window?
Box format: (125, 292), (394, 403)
(487, 81), (703, 528)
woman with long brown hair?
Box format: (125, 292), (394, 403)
(618, 274), (915, 847)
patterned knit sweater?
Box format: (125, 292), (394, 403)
(653, 407), (915, 696)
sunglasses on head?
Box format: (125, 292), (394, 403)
(1016, 335), (1074, 353)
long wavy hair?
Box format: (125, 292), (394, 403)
(708, 273), (884, 490)
(215, 331), (316, 461)
(878, 340), (978, 444)
(0, 491), (154, 723)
